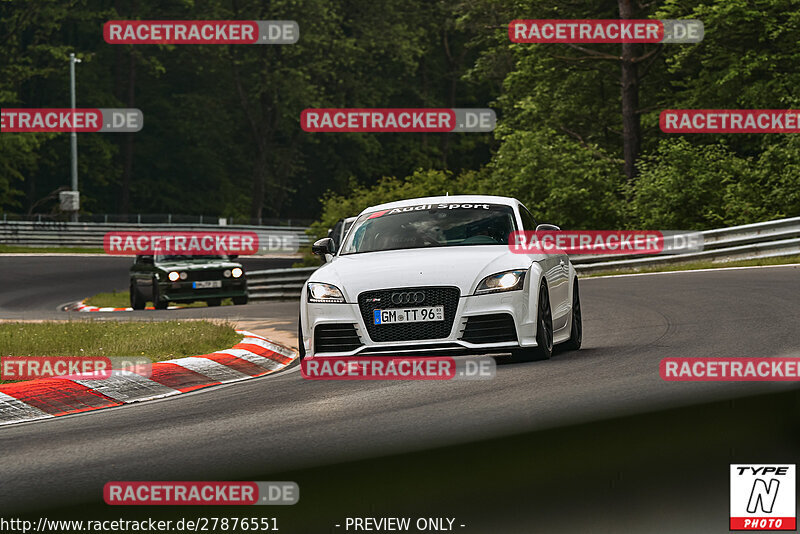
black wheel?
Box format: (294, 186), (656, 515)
(130, 280), (145, 310)
(298, 313), (306, 361)
(563, 278), (582, 351)
(152, 278), (168, 310)
(206, 298), (222, 307)
(233, 295), (248, 305)
(511, 280), (553, 362)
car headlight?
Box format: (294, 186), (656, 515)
(475, 270), (526, 295)
(168, 271), (180, 282)
(307, 282), (345, 303)
(179, 271), (188, 280)
(223, 269), (232, 278)
(231, 267), (243, 278)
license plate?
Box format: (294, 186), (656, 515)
(193, 280), (222, 289)
(373, 306), (444, 325)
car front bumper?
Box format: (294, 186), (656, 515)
(304, 289), (539, 357)
(159, 279), (247, 301)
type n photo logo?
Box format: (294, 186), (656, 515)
(730, 464), (796, 530)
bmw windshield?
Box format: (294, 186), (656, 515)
(340, 203), (517, 255)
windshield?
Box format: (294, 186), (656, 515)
(155, 254), (229, 262)
(340, 203), (517, 255)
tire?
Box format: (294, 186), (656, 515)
(233, 295), (248, 305)
(562, 278), (582, 351)
(206, 298), (222, 307)
(511, 280), (553, 362)
(130, 280), (145, 310)
(152, 278), (169, 310)
(297, 313), (306, 361)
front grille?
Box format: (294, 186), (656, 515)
(358, 286), (460, 342)
(460, 313), (517, 344)
(185, 270), (227, 281)
(314, 324), (362, 353)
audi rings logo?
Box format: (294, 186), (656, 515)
(391, 291), (425, 305)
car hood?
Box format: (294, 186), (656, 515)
(313, 246), (532, 300)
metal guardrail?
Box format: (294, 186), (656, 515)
(1, 213), (313, 226)
(0, 220), (311, 248)
(245, 216), (800, 301)
(247, 266), (318, 301)
(574, 237), (800, 274)
(570, 215), (800, 264)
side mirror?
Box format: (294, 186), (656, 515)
(312, 238), (335, 256)
(138, 255), (154, 264)
(535, 223), (561, 232)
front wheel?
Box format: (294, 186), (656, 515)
(297, 313), (306, 361)
(232, 295), (248, 305)
(511, 280), (553, 362)
(562, 278), (582, 351)
(130, 280), (145, 310)
(206, 298), (222, 307)
(152, 278), (169, 310)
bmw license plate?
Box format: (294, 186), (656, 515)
(373, 306), (444, 325)
(193, 280), (222, 289)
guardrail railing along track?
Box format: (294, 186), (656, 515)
(0, 220), (311, 248)
(245, 216), (800, 301)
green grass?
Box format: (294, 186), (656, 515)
(0, 245), (105, 254)
(85, 290), (232, 308)
(0, 320), (241, 383)
(582, 253), (800, 277)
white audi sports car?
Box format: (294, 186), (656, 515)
(299, 195), (581, 361)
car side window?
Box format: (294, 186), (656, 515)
(519, 205), (537, 231)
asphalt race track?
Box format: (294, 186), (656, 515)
(0, 255), (296, 320)
(0, 258), (799, 532)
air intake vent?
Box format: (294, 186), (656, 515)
(314, 324), (362, 353)
(460, 314), (517, 344)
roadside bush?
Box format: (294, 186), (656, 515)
(486, 128), (624, 228)
(628, 137), (800, 230)
(306, 168), (486, 242)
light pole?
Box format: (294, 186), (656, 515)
(69, 53), (81, 222)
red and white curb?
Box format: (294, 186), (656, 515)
(0, 330), (296, 426)
(68, 300), (183, 312)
